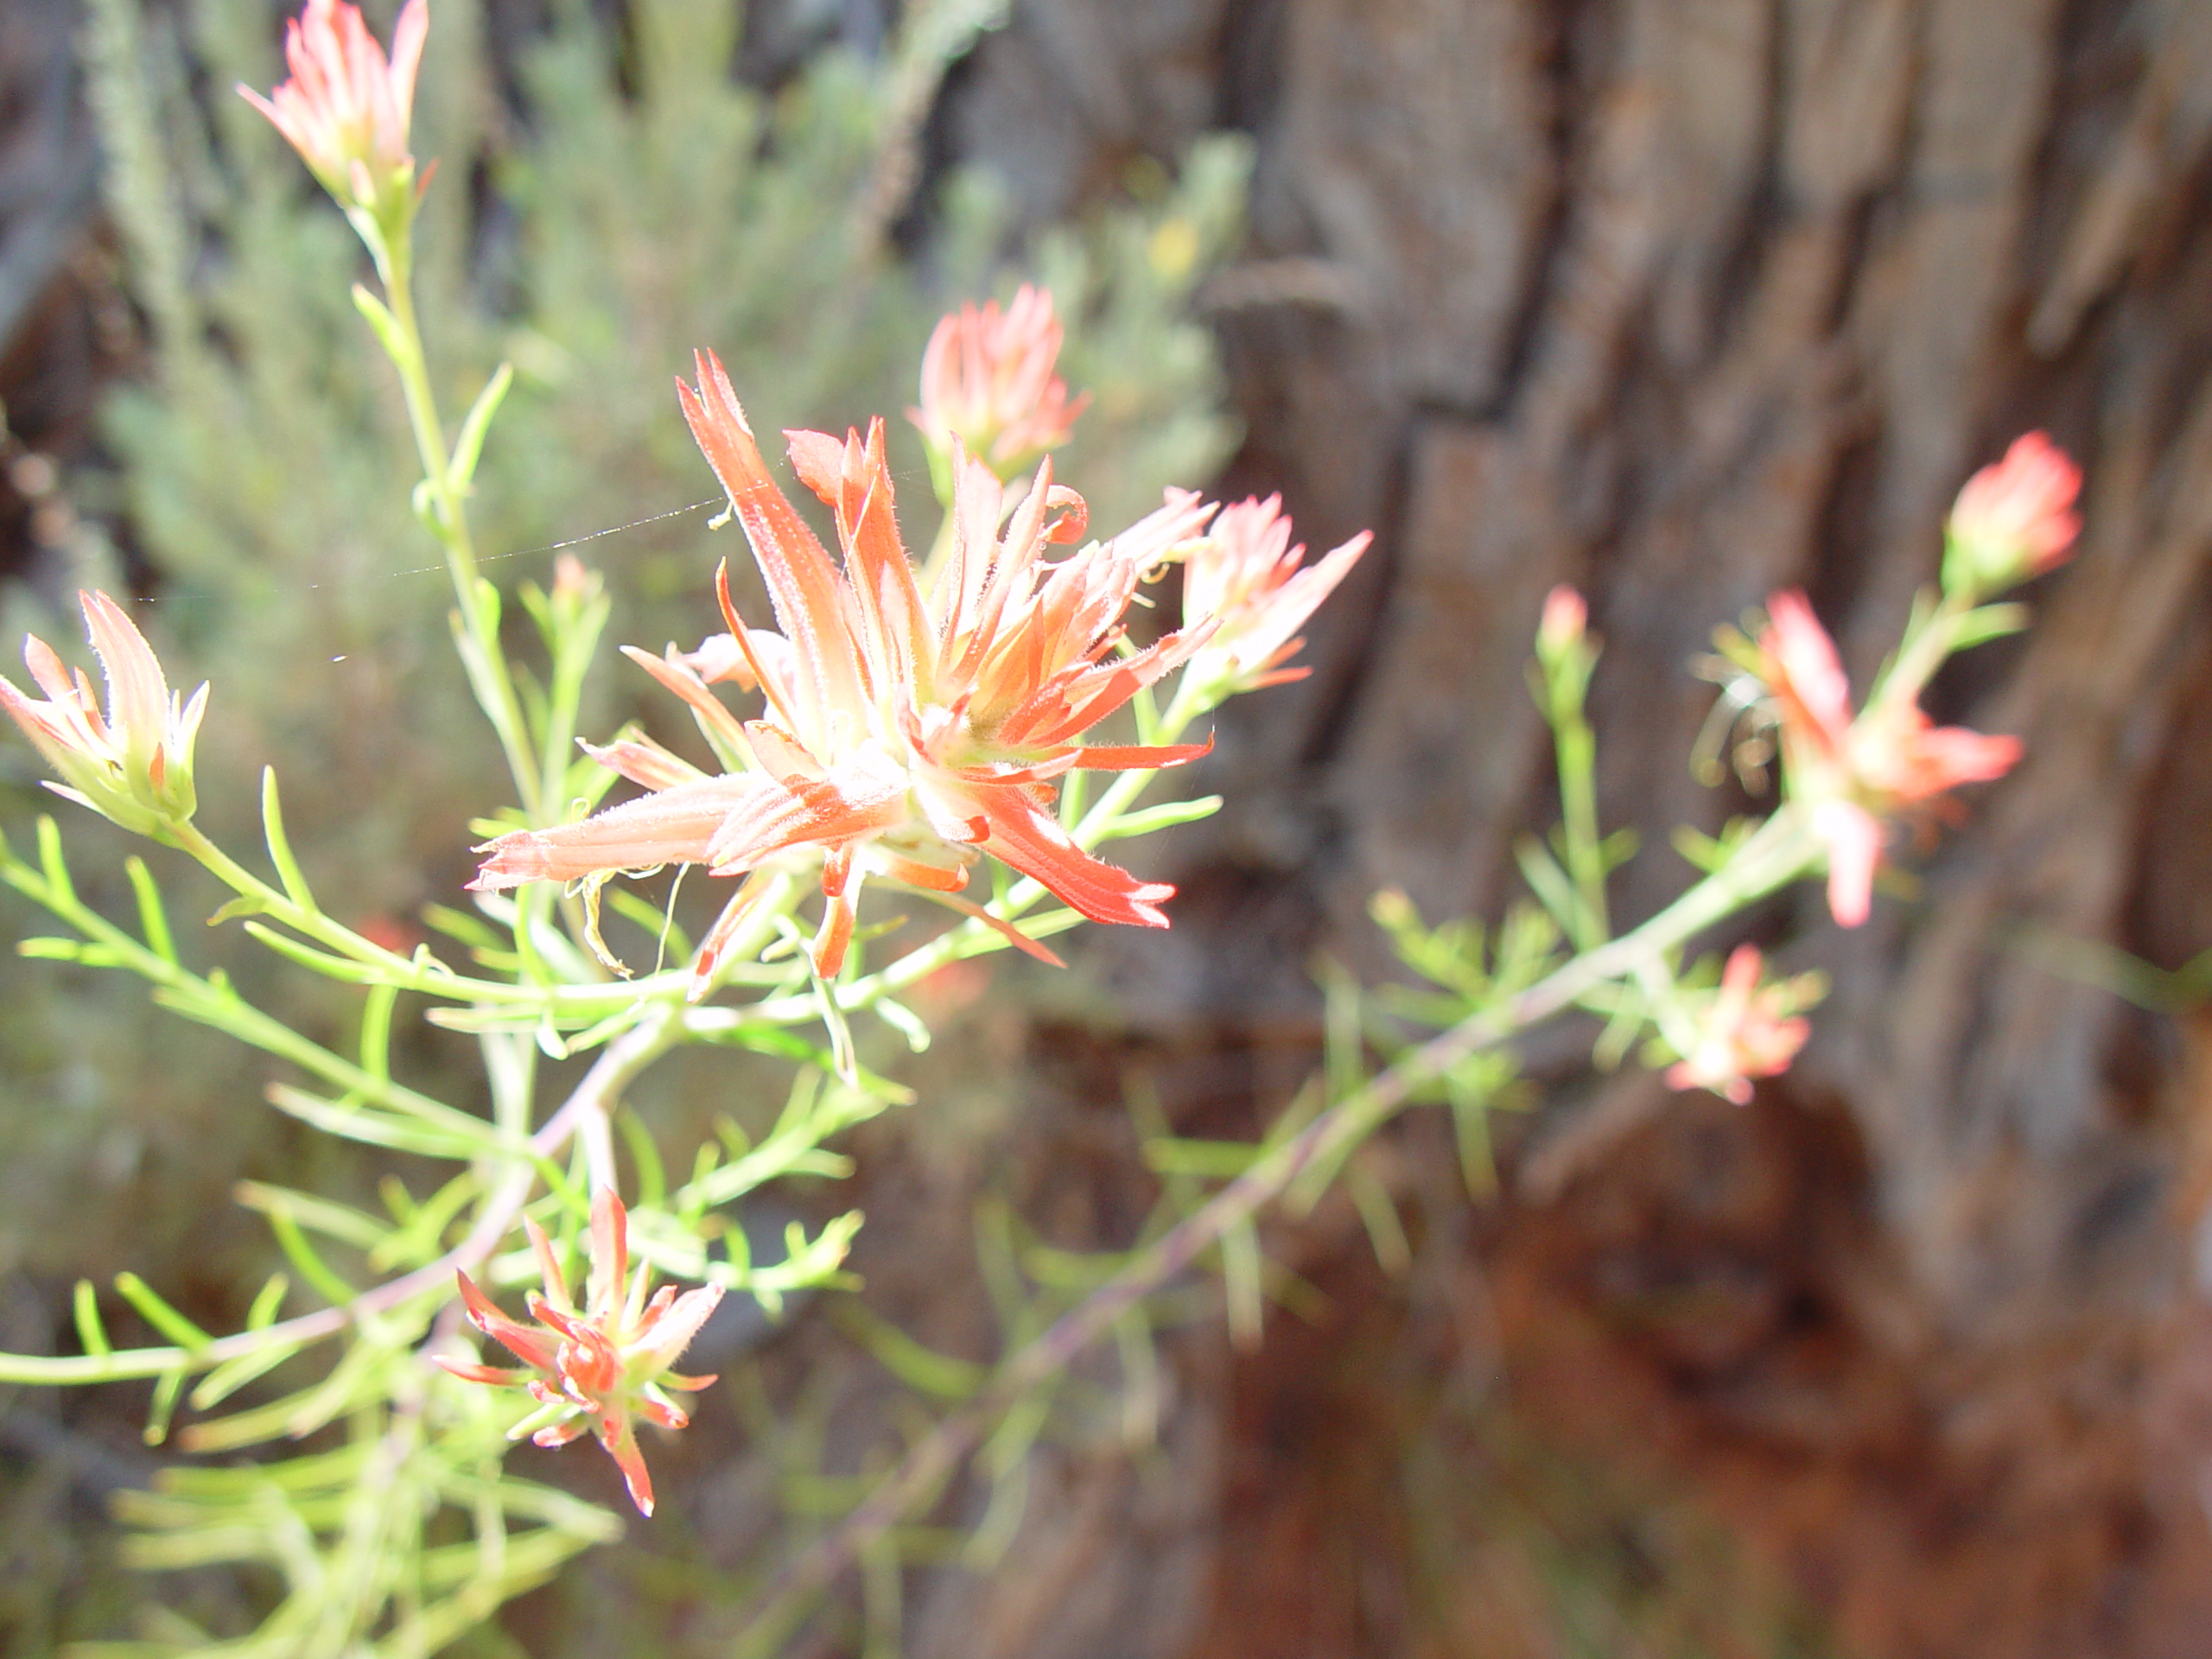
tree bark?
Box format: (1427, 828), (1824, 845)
(944, 0), (2212, 1652)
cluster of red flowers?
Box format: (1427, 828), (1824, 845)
(470, 334), (1368, 992)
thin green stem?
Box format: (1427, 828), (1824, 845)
(374, 233), (543, 821)
(6, 842), (508, 1148)
(1868, 587), (1968, 714)
(155, 820), (594, 1007)
(1551, 688), (1607, 949)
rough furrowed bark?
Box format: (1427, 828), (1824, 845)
(944, 0), (2212, 1652)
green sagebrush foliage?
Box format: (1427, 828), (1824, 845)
(0, 1), (1243, 1653)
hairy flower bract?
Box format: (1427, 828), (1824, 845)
(238, 0), (428, 219)
(0, 590), (207, 836)
(473, 347), (1219, 990)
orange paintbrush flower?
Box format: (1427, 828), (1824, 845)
(0, 591), (206, 836)
(1179, 494), (1370, 693)
(910, 284), (1090, 485)
(1664, 944), (1812, 1105)
(1943, 431), (2082, 599)
(1759, 590), (2019, 927)
(238, 0), (429, 219)
(436, 1189), (721, 1518)
(473, 350), (1217, 989)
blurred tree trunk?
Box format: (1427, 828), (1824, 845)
(940, 1), (2212, 1654)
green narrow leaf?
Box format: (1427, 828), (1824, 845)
(1142, 1137), (1261, 1179)
(1949, 601), (2031, 651)
(113, 1272), (210, 1350)
(236, 1182), (391, 1252)
(265, 1209), (359, 1308)
(1221, 1219), (1264, 1349)
(246, 1274), (290, 1330)
(828, 1301), (986, 1399)
(260, 767), (318, 912)
(1113, 1310), (1160, 1447)
(967, 1387), (1049, 1567)
(615, 1109), (667, 1209)
(1344, 1161), (1412, 1275)
(73, 1279), (110, 1357)
(359, 982), (398, 1082)
(872, 996), (931, 1053)
(1090, 794), (1224, 842)
(350, 282), (407, 364)
(1448, 1072), (1497, 1198)
(1057, 764), (1088, 828)
(265, 1084), (493, 1160)
(1514, 835), (1580, 934)
(861, 1530), (905, 1659)
(448, 361), (514, 493)
(189, 1339), (299, 1411)
(34, 816), (73, 905)
(206, 893), (269, 925)
(123, 856), (176, 963)
(143, 1366), (187, 1446)
(240, 921), (382, 983)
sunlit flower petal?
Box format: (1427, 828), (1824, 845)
(1179, 495), (1370, 692)
(474, 340), (1270, 986)
(910, 284), (1090, 482)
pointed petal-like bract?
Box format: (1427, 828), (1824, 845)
(237, 0), (427, 214)
(0, 591), (203, 835)
(1757, 590), (2021, 927)
(1664, 945), (1811, 1104)
(439, 1189), (726, 1519)
(1181, 495), (1371, 690)
(910, 284), (1090, 479)
(1944, 432), (2082, 598)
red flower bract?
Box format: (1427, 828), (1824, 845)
(1758, 590), (2019, 927)
(0, 590), (207, 835)
(1945, 431), (2082, 596)
(1179, 494), (1370, 692)
(472, 351), (1217, 992)
(1664, 944), (1810, 1105)
(910, 283), (1089, 480)
(437, 1189), (721, 1518)
(238, 0), (428, 213)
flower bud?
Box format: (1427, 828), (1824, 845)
(0, 592), (207, 836)
(1536, 584), (1587, 658)
(1179, 494), (1370, 695)
(909, 285), (1089, 489)
(1942, 431), (2082, 600)
(238, 0), (428, 226)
